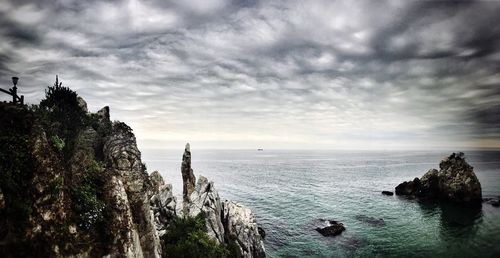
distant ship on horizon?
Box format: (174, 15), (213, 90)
(257, 148), (264, 151)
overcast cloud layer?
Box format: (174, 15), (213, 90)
(1, 0), (500, 150)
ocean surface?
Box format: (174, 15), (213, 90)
(142, 149), (500, 258)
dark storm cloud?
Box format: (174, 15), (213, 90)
(0, 0), (499, 148)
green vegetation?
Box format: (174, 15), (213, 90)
(0, 104), (35, 231)
(38, 76), (86, 161)
(162, 214), (240, 258)
(51, 135), (65, 151)
(71, 160), (105, 230)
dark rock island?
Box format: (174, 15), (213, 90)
(395, 152), (482, 205)
(315, 219), (346, 237)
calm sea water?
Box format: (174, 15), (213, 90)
(142, 149), (500, 257)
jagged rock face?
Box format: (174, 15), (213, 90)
(150, 171), (165, 195)
(104, 176), (144, 258)
(222, 201), (266, 258)
(187, 176), (226, 245)
(27, 125), (69, 255)
(181, 143), (196, 208)
(150, 171), (177, 238)
(396, 153), (482, 204)
(103, 122), (161, 258)
(180, 143), (266, 257)
(77, 96), (88, 113)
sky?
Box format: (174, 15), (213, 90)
(1, 0), (500, 150)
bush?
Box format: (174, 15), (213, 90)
(71, 160), (105, 230)
(0, 104), (35, 231)
(38, 76), (86, 161)
(162, 214), (233, 258)
(51, 135), (65, 151)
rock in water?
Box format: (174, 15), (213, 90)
(181, 143), (196, 209)
(315, 220), (346, 237)
(222, 201), (266, 258)
(382, 191), (394, 196)
(395, 152), (482, 204)
(355, 215), (385, 226)
(438, 152), (482, 203)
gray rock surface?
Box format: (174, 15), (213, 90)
(181, 143), (266, 257)
(150, 183), (177, 237)
(103, 121), (161, 258)
(395, 152), (482, 204)
(104, 176), (144, 258)
(187, 176), (226, 245)
(181, 143), (196, 210)
(222, 201), (266, 258)
(150, 171), (165, 195)
(77, 96), (88, 113)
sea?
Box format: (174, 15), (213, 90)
(141, 149), (500, 258)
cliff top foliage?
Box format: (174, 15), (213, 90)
(162, 213), (241, 258)
(1, 77), (106, 256)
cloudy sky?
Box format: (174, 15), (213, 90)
(1, 0), (499, 150)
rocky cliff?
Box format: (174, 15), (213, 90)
(180, 144), (266, 258)
(0, 87), (265, 257)
(395, 152), (482, 204)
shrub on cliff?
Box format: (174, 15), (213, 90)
(71, 160), (105, 230)
(0, 104), (35, 232)
(162, 213), (238, 258)
(38, 76), (86, 160)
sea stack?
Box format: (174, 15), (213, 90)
(395, 152), (482, 204)
(181, 143), (196, 209)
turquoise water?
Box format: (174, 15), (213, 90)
(142, 150), (500, 257)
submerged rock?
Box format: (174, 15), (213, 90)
(395, 153), (482, 205)
(315, 220), (345, 237)
(483, 197), (500, 208)
(382, 191), (394, 196)
(355, 215), (385, 226)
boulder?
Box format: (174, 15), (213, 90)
(315, 220), (345, 237)
(382, 191), (394, 196)
(222, 201), (266, 258)
(395, 177), (421, 196)
(437, 152), (481, 203)
(395, 153), (482, 204)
